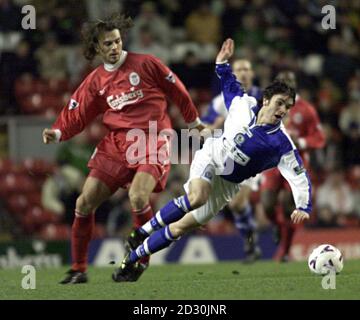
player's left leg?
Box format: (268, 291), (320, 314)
(112, 178), (211, 282)
(229, 186), (261, 263)
(113, 211), (202, 282)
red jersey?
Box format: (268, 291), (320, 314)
(52, 52), (199, 141)
(286, 96), (326, 164)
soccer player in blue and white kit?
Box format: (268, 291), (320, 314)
(113, 39), (311, 282)
(202, 58), (263, 262)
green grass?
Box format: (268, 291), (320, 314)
(1, 260), (359, 300)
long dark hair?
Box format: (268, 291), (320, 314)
(81, 13), (133, 61)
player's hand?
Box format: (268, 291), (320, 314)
(216, 38), (234, 63)
(291, 209), (310, 224)
(42, 128), (57, 144)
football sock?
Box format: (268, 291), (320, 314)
(139, 195), (192, 236)
(131, 204), (154, 265)
(71, 211), (95, 273)
(233, 204), (256, 238)
(132, 204), (154, 229)
(129, 226), (177, 263)
(281, 220), (297, 256)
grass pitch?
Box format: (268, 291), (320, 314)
(1, 260), (359, 300)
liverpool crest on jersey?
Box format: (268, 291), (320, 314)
(129, 72), (140, 86)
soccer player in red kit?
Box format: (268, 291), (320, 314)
(42, 14), (204, 284)
(260, 71), (325, 261)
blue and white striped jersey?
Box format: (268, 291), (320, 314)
(214, 62), (312, 213)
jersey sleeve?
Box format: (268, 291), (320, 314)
(144, 55), (199, 126)
(215, 62), (246, 109)
(277, 149), (312, 213)
(51, 75), (105, 141)
(298, 105), (326, 150)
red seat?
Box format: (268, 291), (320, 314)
(6, 194), (30, 215)
(38, 223), (71, 240)
(0, 158), (14, 175)
(21, 206), (59, 233)
(0, 173), (37, 196)
(22, 158), (56, 176)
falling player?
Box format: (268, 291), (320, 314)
(260, 70), (325, 262)
(202, 58), (263, 262)
(113, 39), (311, 282)
(42, 13), (204, 284)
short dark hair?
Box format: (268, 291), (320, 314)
(262, 80), (296, 105)
(81, 13), (133, 61)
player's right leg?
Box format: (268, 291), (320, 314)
(60, 175), (113, 284)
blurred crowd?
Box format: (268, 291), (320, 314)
(0, 0), (359, 240)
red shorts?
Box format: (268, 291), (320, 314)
(87, 131), (171, 194)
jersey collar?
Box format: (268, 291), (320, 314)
(103, 50), (128, 72)
(249, 115), (282, 134)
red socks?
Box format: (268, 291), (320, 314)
(131, 204), (154, 265)
(280, 221), (297, 257)
(131, 204), (154, 229)
(71, 211), (95, 272)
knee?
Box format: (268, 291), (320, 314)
(187, 189), (208, 209)
(261, 193), (276, 216)
(169, 222), (189, 238)
(76, 194), (97, 215)
(128, 189), (150, 210)
(229, 198), (248, 213)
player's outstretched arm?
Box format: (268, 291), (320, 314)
(291, 209), (310, 224)
(215, 39), (247, 108)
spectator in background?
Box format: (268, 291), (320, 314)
(35, 33), (68, 80)
(129, 25), (170, 64)
(170, 49), (213, 89)
(0, 40), (38, 114)
(233, 13), (266, 49)
(312, 123), (343, 172)
(0, 0), (22, 31)
(24, 15), (53, 54)
(130, 1), (171, 46)
(316, 78), (342, 128)
(51, 5), (81, 45)
(323, 35), (358, 90)
(341, 122), (360, 166)
(221, 0), (246, 40)
(41, 164), (85, 224)
(339, 100), (360, 136)
(317, 169), (355, 224)
(185, 1), (220, 46)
